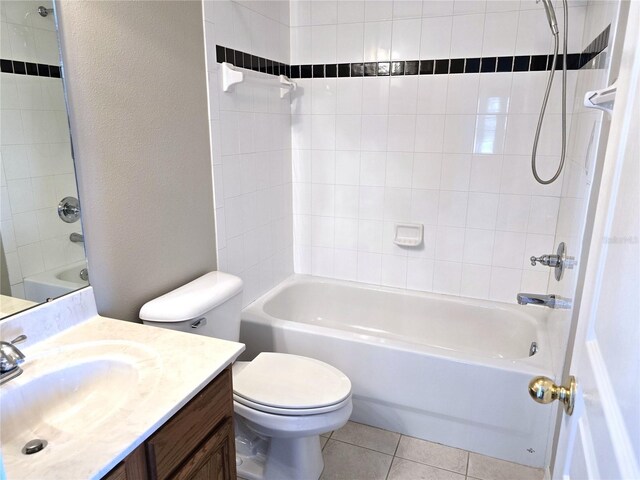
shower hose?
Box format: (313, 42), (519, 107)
(532, 0), (569, 185)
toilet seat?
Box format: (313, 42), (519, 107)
(234, 393), (352, 416)
(232, 352), (351, 416)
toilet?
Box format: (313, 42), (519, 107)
(139, 271), (353, 480)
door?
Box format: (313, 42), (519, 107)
(170, 418), (236, 480)
(551, 3), (640, 479)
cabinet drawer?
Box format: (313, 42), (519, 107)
(146, 368), (233, 480)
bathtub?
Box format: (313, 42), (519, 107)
(240, 275), (555, 468)
(24, 261), (89, 303)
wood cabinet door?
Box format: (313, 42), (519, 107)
(103, 444), (148, 480)
(171, 418), (236, 480)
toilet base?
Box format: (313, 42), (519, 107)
(235, 429), (324, 480)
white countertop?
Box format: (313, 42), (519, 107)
(0, 295), (37, 319)
(1, 313), (244, 480)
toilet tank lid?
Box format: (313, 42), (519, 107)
(139, 271), (243, 322)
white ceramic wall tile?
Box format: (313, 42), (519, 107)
(433, 260), (462, 294)
(463, 228), (494, 265)
(337, 1), (365, 24)
(391, 18), (421, 60)
(489, 266), (521, 302)
(417, 76), (448, 114)
(204, 3), (293, 307)
(387, 115), (416, 152)
(419, 16), (452, 59)
(389, 76), (419, 115)
(450, 13), (484, 57)
(337, 23), (365, 63)
(283, 0), (593, 305)
(440, 154), (471, 191)
(364, 21), (393, 62)
(364, 1), (393, 22)
(393, 1), (423, 19)
(482, 11), (519, 56)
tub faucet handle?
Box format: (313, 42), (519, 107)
(530, 254), (560, 267)
(529, 242), (574, 281)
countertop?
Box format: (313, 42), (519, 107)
(1, 314), (244, 480)
(0, 295), (37, 319)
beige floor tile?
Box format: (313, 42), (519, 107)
(320, 439), (393, 480)
(395, 435), (468, 474)
(467, 453), (544, 480)
(387, 458), (466, 480)
(321, 431), (333, 438)
(331, 421), (401, 455)
(321, 436), (329, 449)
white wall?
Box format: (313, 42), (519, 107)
(0, 0), (83, 299)
(203, 0), (294, 307)
(290, 0), (590, 303)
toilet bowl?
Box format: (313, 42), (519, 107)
(139, 272), (352, 480)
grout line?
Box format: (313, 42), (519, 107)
(466, 450), (471, 476)
(326, 437), (396, 457)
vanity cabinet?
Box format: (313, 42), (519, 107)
(103, 367), (236, 480)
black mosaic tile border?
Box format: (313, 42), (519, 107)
(215, 24), (610, 80)
(0, 59), (60, 78)
(215, 45), (291, 78)
(579, 24), (611, 68)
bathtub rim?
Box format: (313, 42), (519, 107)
(242, 274), (554, 376)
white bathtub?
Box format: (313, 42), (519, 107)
(24, 261), (89, 303)
(241, 275), (555, 468)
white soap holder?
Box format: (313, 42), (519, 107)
(393, 223), (424, 247)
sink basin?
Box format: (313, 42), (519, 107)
(0, 340), (161, 462)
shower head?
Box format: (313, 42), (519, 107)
(538, 0), (559, 35)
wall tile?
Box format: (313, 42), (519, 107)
(433, 260), (462, 294)
(284, 0), (596, 305)
(337, 1), (365, 23)
(419, 16), (452, 59)
(482, 11), (519, 56)
(311, 0), (337, 25)
(461, 263), (491, 298)
(364, 21), (393, 62)
(391, 18), (421, 60)
(387, 115), (417, 152)
(406, 256), (434, 290)
(450, 14), (484, 57)
(337, 23), (365, 63)
(393, 1), (423, 19)
(381, 254), (408, 287)
(364, 1), (393, 21)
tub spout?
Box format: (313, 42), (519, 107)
(517, 293), (571, 309)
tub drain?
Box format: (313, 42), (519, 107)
(22, 439), (47, 455)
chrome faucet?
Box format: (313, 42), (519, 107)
(0, 335), (27, 385)
(517, 293), (572, 309)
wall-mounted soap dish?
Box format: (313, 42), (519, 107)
(393, 223), (424, 247)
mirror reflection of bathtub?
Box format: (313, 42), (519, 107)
(23, 261), (89, 303)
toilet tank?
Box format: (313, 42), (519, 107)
(139, 271), (243, 342)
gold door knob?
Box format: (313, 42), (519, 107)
(528, 375), (576, 415)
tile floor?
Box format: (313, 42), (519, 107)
(316, 421), (546, 480)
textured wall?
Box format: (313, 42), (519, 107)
(56, 0), (216, 321)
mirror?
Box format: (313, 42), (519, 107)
(0, 0), (88, 318)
